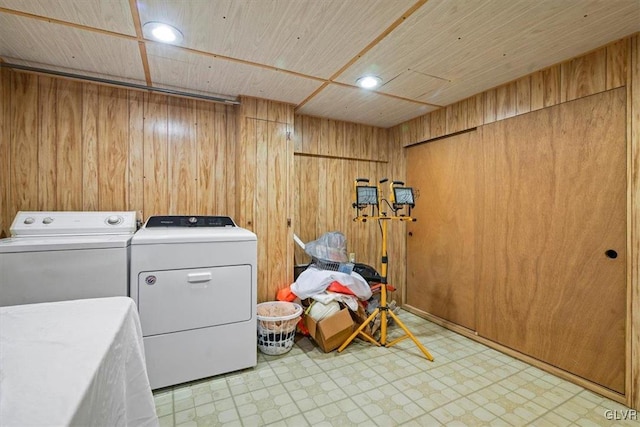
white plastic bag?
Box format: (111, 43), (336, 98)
(304, 231), (348, 262)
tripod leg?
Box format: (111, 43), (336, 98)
(380, 307), (387, 345)
(386, 309), (434, 361)
(337, 308), (381, 352)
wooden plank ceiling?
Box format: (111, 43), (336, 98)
(0, 0), (638, 128)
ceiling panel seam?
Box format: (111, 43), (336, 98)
(0, 2), (438, 112)
(0, 6), (137, 41)
(128, 0), (152, 87)
(295, 0), (430, 110)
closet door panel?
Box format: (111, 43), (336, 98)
(406, 131), (482, 330)
(478, 88), (626, 393)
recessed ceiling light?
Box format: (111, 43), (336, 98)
(356, 75), (382, 89)
(143, 22), (183, 44)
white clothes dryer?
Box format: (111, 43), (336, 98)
(129, 215), (257, 389)
(0, 211), (137, 307)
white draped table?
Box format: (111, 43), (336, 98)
(0, 297), (158, 426)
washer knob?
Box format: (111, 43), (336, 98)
(188, 216), (198, 224)
(23, 217), (35, 224)
(42, 217), (54, 224)
(107, 215), (121, 225)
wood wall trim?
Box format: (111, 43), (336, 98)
(629, 33), (640, 411)
(404, 127), (477, 147)
(294, 151), (388, 164)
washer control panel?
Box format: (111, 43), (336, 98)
(10, 211), (138, 236)
(145, 216), (236, 228)
(106, 215), (123, 225)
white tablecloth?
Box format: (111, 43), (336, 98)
(0, 297), (158, 426)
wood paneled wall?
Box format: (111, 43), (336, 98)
(0, 69), (237, 237)
(236, 97), (295, 303)
(391, 39), (628, 146)
(391, 34), (640, 409)
(293, 115), (407, 302)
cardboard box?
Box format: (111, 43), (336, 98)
(305, 308), (354, 352)
(350, 303), (373, 337)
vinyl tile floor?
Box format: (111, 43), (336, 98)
(152, 310), (636, 426)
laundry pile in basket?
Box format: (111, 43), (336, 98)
(256, 301), (303, 356)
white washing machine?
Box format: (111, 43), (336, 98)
(0, 211), (137, 307)
(129, 215), (257, 389)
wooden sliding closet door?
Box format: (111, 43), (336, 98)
(478, 88), (627, 393)
(405, 130), (484, 330)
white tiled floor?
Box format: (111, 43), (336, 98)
(153, 310), (636, 426)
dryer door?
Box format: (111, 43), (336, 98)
(137, 265), (252, 336)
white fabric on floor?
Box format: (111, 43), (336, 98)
(0, 297), (158, 427)
(311, 292), (359, 311)
(291, 266), (372, 300)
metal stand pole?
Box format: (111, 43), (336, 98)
(337, 216), (433, 361)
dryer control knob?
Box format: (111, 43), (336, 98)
(107, 215), (122, 225)
(23, 217), (35, 224)
(188, 216), (198, 224)
(42, 217), (54, 224)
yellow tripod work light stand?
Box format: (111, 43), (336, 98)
(337, 178), (434, 361)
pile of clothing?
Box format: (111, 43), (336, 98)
(280, 232), (398, 338)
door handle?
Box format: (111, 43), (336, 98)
(408, 232), (413, 237)
(188, 272), (212, 282)
(605, 249), (618, 259)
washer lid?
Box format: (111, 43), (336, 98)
(0, 234), (133, 253)
(131, 226), (256, 245)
